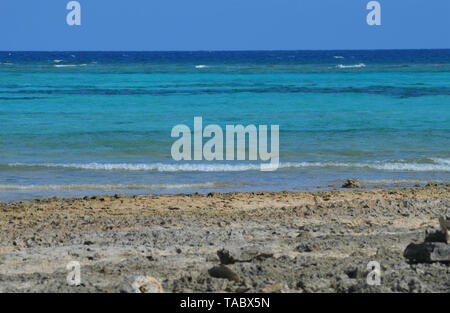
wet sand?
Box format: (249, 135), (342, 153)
(0, 186), (449, 293)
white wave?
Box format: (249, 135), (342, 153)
(53, 60), (63, 63)
(336, 63), (366, 69)
(54, 64), (87, 68)
(0, 182), (228, 192)
(334, 56), (344, 59)
(7, 162), (262, 172)
(281, 161), (450, 172)
(350, 162), (450, 172)
(0, 62), (13, 65)
(195, 65), (209, 69)
(5, 159), (450, 172)
(431, 158), (450, 165)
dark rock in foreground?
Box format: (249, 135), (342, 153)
(404, 242), (450, 263)
(208, 265), (240, 282)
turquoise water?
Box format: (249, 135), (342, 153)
(1, 51), (449, 201)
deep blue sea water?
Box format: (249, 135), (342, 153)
(0, 50), (449, 201)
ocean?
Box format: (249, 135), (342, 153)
(0, 50), (449, 201)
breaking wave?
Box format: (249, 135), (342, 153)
(54, 64), (88, 68)
(4, 158), (450, 172)
(336, 63), (366, 69)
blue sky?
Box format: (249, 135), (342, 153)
(0, 0), (449, 51)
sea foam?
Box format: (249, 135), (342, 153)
(5, 159), (450, 172)
(336, 63), (366, 69)
(54, 64), (87, 68)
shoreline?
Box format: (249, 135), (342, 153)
(0, 186), (449, 292)
(1, 179), (449, 203)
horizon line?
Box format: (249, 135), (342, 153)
(2, 48), (450, 53)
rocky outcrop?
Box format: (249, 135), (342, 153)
(342, 179), (361, 188)
(404, 211), (450, 263)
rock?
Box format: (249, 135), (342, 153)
(296, 243), (320, 252)
(216, 248), (273, 264)
(217, 249), (238, 265)
(297, 231), (312, 239)
(235, 287), (250, 293)
(122, 276), (163, 293)
(259, 283), (283, 293)
(253, 253), (273, 261)
(342, 179), (361, 188)
(407, 277), (427, 293)
(344, 265), (370, 279)
(424, 228), (447, 243)
(403, 242), (450, 263)
(443, 208), (450, 221)
(208, 265), (240, 283)
(395, 277), (428, 293)
(424, 213), (449, 244)
(439, 211), (449, 244)
(335, 274), (358, 292)
(297, 278), (333, 293)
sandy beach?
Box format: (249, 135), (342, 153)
(0, 185), (449, 293)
